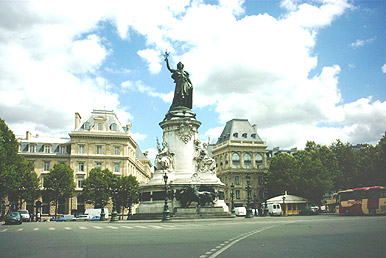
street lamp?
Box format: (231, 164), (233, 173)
(230, 183), (235, 214)
(127, 187), (132, 220)
(162, 172), (171, 221)
(282, 195), (286, 216)
(245, 174), (253, 218)
(110, 177), (119, 222)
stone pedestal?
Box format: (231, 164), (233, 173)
(133, 109), (230, 219)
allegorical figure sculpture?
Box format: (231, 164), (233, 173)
(155, 138), (175, 172)
(164, 51), (193, 110)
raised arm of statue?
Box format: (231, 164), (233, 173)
(164, 50), (174, 73)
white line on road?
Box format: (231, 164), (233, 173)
(207, 226), (276, 258)
(64, 227), (71, 230)
(134, 225), (147, 229)
(1, 229), (8, 232)
(49, 227), (55, 231)
(148, 225), (163, 229)
(17, 228), (23, 232)
(33, 228), (39, 231)
(93, 226), (103, 229)
(79, 226), (87, 230)
(120, 226), (133, 229)
(107, 226), (118, 229)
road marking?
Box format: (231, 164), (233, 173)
(207, 226), (276, 258)
(120, 226), (133, 229)
(79, 226), (87, 230)
(148, 225), (163, 229)
(134, 225), (147, 229)
(161, 225), (176, 228)
(93, 226), (103, 229)
(1, 228), (8, 232)
(64, 227), (71, 230)
(33, 228), (39, 231)
(17, 228), (23, 232)
(49, 227), (55, 231)
(107, 226), (118, 229)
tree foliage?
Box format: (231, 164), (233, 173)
(114, 175), (140, 214)
(82, 167), (114, 208)
(44, 163), (75, 215)
(0, 118), (40, 208)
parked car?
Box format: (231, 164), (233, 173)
(90, 216), (101, 221)
(18, 210), (30, 222)
(72, 215), (90, 221)
(5, 212), (22, 225)
(299, 206), (319, 215)
(268, 204), (282, 216)
(234, 207), (247, 216)
(50, 215), (75, 222)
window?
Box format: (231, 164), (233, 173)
(114, 147), (120, 155)
(29, 144), (35, 153)
(235, 176), (240, 185)
(244, 153), (251, 168)
(242, 133), (247, 138)
(97, 146), (102, 155)
(77, 176), (84, 188)
(232, 153), (240, 168)
(256, 153), (263, 163)
(98, 123), (103, 130)
(77, 196), (85, 213)
(96, 163), (102, 168)
(83, 122), (90, 130)
(114, 163), (120, 173)
(60, 146), (66, 154)
(78, 162), (84, 172)
(236, 190), (240, 199)
(110, 123), (117, 131)
(44, 161), (50, 171)
(79, 145), (84, 154)
(251, 133), (256, 139)
(44, 145), (50, 153)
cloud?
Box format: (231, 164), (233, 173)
(349, 37), (376, 48)
(382, 64), (386, 74)
(121, 80), (171, 102)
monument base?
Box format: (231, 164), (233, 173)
(172, 207), (234, 219)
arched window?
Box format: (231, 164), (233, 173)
(244, 153), (251, 168)
(232, 153), (240, 168)
(233, 132), (238, 138)
(256, 153), (263, 163)
(110, 123), (117, 131)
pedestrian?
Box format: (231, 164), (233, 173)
(37, 212), (41, 222)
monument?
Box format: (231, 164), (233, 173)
(134, 51), (231, 219)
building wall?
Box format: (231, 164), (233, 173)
(17, 110), (152, 218)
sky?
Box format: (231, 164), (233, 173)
(1, 0), (385, 162)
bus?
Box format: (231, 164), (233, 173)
(337, 186), (386, 215)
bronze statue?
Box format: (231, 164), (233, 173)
(164, 51), (193, 110)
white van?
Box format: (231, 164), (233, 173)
(234, 207), (247, 216)
(268, 204), (282, 216)
(84, 208), (109, 220)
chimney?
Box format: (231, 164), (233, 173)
(75, 112), (81, 129)
(252, 124), (257, 132)
(26, 131), (32, 140)
(126, 123), (132, 134)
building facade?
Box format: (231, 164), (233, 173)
(212, 119), (269, 210)
(18, 110), (152, 217)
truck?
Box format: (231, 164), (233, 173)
(268, 203), (282, 216)
(84, 208), (109, 220)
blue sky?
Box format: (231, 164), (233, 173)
(0, 0), (385, 161)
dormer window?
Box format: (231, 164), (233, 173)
(83, 122), (90, 130)
(110, 123), (117, 131)
(98, 123), (103, 130)
(29, 144), (35, 153)
(233, 133), (238, 138)
(251, 133), (256, 139)
(242, 133), (247, 138)
(44, 145), (51, 153)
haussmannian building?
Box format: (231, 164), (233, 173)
(211, 119), (269, 210)
(17, 110), (152, 217)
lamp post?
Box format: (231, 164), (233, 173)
(245, 174), (253, 218)
(230, 183), (235, 214)
(162, 172), (171, 221)
(127, 187), (132, 220)
(282, 195), (286, 216)
(110, 177), (119, 222)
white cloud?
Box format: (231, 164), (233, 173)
(382, 64), (386, 73)
(350, 37), (376, 48)
(137, 48), (162, 74)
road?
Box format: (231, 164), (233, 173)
(1, 215), (385, 258)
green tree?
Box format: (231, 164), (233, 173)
(373, 132), (386, 186)
(44, 164), (75, 216)
(115, 175), (139, 218)
(0, 118), (20, 201)
(329, 140), (358, 190)
(82, 167), (114, 210)
(266, 153), (296, 198)
(7, 158), (40, 209)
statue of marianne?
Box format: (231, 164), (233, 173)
(164, 51), (193, 110)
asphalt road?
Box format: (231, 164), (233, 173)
(1, 215), (385, 258)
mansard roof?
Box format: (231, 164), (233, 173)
(216, 118), (263, 144)
(75, 109), (127, 133)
